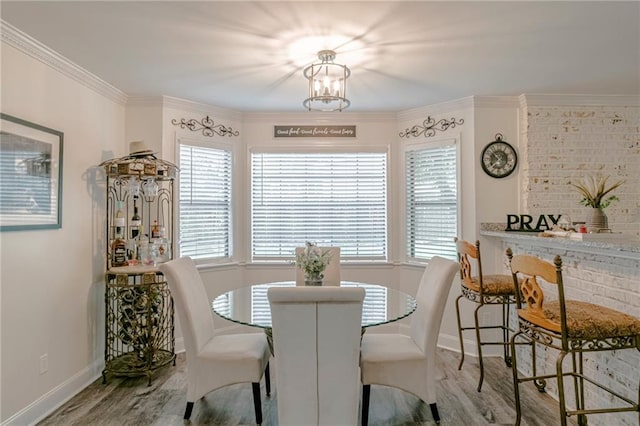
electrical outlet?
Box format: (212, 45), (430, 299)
(39, 354), (48, 374)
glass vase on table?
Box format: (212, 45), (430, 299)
(304, 271), (323, 286)
(296, 241), (332, 286)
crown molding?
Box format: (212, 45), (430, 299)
(242, 111), (397, 123)
(472, 96), (520, 109)
(397, 96), (474, 122)
(1, 20), (128, 105)
(129, 97), (397, 123)
(126, 96), (165, 107)
(520, 93), (640, 107)
(159, 96), (243, 122)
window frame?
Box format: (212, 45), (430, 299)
(176, 135), (234, 264)
(402, 137), (460, 263)
(248, 145), (390, 263)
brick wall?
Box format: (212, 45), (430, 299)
(520, 101), (640, 237)
(504, 240), (639, 426)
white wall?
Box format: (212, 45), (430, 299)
(125, 98), (163, 154)
(1, 34), (125, 424)
(473, 99), (521, 270)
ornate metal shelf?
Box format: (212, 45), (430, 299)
(102, 271), (175, 385)
(101, 153), (177, 385)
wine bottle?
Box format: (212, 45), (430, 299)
(130, 196), (141, 239)
(151, 219), (159, 239)
(114, 200), (125, 237)
(111, 227), (127, 267)
(126, 238), (138, 266)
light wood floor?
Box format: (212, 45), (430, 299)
(38, 348), (572, 425)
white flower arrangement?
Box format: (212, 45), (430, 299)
(295, 241), (333, 281)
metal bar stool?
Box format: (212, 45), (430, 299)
(507, 249), (640, 426)
(454, 238), (517, 391)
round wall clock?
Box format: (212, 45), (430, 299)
(481, 133), (518, 178)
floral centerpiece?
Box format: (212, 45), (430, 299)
(295, 241), (333, 285)
(570, 173), (624, 230)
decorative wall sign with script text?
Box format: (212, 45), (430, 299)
(505, 214), (561, 232)
(274, 125), (356, 138)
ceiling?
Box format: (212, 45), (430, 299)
(2, 1), (639, 112)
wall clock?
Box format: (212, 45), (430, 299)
(481, 133), (517, 178)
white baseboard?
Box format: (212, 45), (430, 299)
(439, 332), (505, 359)
(438, 333), (478, 358)
(2, 359), (103, 426)
(174, 337), (184, 353)
(3, 337), (185, 426)
(438, 332), (467, 354)
(373, 325), (479, 359)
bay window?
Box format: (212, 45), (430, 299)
(405, 139), (458, 261)
(251, 151), (387, 261)
(178, 140), (232, 261)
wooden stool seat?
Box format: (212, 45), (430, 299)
(522, 300), (640, 339)
(464, 274), (516, 295)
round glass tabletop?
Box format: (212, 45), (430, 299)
(212, 281), (417, 329)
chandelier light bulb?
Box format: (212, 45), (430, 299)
(323, 76), (331, 96)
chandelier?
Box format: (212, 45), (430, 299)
(303, 50), (351, 112)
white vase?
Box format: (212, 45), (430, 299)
(586, 207), (607, 231)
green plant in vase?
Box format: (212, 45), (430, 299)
(295, 241), (333, 285)
(570, 173), (624, 231)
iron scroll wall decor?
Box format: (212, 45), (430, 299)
(399, 116), (464, 138)
(171, 116), (239, 137)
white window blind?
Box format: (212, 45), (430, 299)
(251, 152), (387, 261)
(212, 292), (232, 318)
(251, 283), (295, 326)
(405, 142), (458, 261)
(178, 143), (232, 260)
(342, 283), (388, 324)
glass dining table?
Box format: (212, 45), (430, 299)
(212, 281), (417, 353)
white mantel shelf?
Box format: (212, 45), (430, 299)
(480, 223), (640, 261)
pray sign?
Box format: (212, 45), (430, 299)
(505, 214), (561, 232)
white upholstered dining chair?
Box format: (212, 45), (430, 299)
(295, 246), (341, 285)
(268, 286), (365, 426)
(360, 256), (458, 425)
(158, 257), (271, 423)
